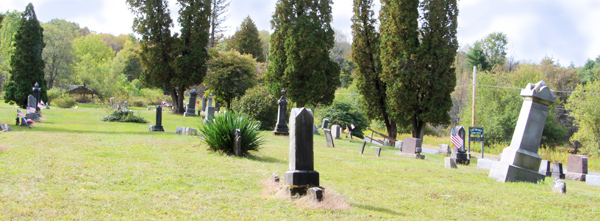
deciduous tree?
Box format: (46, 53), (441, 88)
(209, 0), (229, 48)
(205, 50), (256, 108)
(42, 19), (82, 89)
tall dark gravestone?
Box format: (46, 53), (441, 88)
(321, 119), (329, 129)
(201, 97), (207, 113)
(150, 105), (165, 132)
(285, 108), (319, 195)
(273, 88), (289, 136)
(184, 89), (198, 117)
(32, 82), (41, 113)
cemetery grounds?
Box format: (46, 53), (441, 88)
(0, 102), (599, 220)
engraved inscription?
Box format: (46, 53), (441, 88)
(531, 102), (549, 111)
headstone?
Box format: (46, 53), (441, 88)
(396, 137), (425, 159)
(438, 144), (450, 155)
(273, 88), (289, 136)
(383, 140), (390, 147)
(110, 97), (115, 109)
(586, 174), (600, 187)
(20, 117), (28, 126)
(539, 160), (552, 177)
(477, 158), (498, 170)
(452, 126), (469, 165)
(184, 89), (199, 117)
(324, 129), (334, 148)
(551, 162), (565, 179)
(307, 187), (324, 202)
(285, 108), (319, 196)
(552, 178), (566, 194)
(150, 105), (164, 132)
(147, 107), (151, 111)
(234, 129), (242, 156)
(176, 127), (184, 135)
(445, 157), (458, 169)
(331, 125), (341, 139)
(272, 174), (280, 182)
(565, 155), (587, 181)
(32, 82), (41, 113)
(123, 101), (128, 110)
(206, 95), (213, 112)
(204, 106), (215, 124)
(489, 81), (556, 183)
(321, 119), (329, 129)
(45, 103), (50, 109)
(360, 141), (366, 154)
(201, 97), (207, 113)
(376, 147), (382, 157)
(313, 125), (320, 135)
(26, 95), (39, 121)
(395, 141), (403, 150)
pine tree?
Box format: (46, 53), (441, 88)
(380, 0), (458, 139)
(266, 0), (340, 108)
(352, 0), (397, 138)
(228, 16), (264, 62)
(466, 42), (490, 71)
(4, 3), (47, 108)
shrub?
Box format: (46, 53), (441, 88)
(53, 95), (78, 108)
(47, 89), (61, 104)
(102, 110), (148, 123)
(199, 111), (263, 156)
(318, 101), (369, 139)
(231, 86), (278, 130)
(130, 97), (146, 107)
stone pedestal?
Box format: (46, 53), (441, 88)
(565, 155), (587, 181)
(151, 105), (164, 132)
(273, 89), (289, 136)
(285, 108), (319, 195)
(489, 81), (556, 183)
(184, 89), (199, 117)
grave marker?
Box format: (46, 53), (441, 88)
(273, 89), (289, 136)
(285, 108), (320, 196)
(234, 129), (242, 156)
(184, 89), (198, 117)
(331, 125), (341, 139)
(324, 129), (334, 148)
(565, 155), (587, 181)
(149, 105), (164, 132)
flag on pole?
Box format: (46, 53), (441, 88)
(451, 127), (463, 149)
(351, 123), (355, 129)
(17, 109), (26, 117)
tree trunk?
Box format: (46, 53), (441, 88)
(170, 87), (179, 114)
(384, 118), (397, 140)
(177, 87), (185, 114)
(412, 118), (426, 139)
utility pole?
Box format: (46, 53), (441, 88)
(472, 66), (477, 127)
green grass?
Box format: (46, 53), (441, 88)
(1, 102), (600, 219)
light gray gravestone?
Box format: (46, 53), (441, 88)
(321, 119), (329, 129)
(273, 89), (289, 136)
(539, 160), (552, 176)
(324, 129), (334, 148)
(438, 144), (450, 155)
(285, 108), (320, 196)
(313, 125), (320, 135)
(234, 129), (242, 156)
(206, 95), (213, 112)
(396, 137), (425, 159)
(477, 158), (498, 170)
(552, 178), (566, 194)
(445, 157), (458, 169)
(201, 97), (207, 113)
(331, 125), (341, 139)
(150, 105), (164, 132)
(586, 175), (600, 187)
(396, 141), (403, 150)
(565, 155), (587, 181)
(184, 89), (199, 117)
(489, 81), (556, 183)
(204, 106), (215, 124)
(376, 147), (382, 157)
(45, 103), (50, 109)
(307, 187), (324, 202)
(551, 162), (565, 179)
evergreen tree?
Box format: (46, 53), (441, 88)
(4, 3), (47, 108)
(465, 42), (490, 71)
(266, 0), (340, 108)
(380, 0), (458, 139)
(352, 0), (397, 138)
(228, 16), (264, 62)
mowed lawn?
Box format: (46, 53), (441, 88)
(1, 102), (599, 220)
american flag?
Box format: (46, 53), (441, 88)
(17, 109), (26, 117)
(451, 127), (463, 149)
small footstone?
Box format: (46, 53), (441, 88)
(272, 174), (280, 182)
(307, 187), (323, 202)
(586, 174), (600, 187)
(445, 157), (458, 169)
(552, 178), (566, 194)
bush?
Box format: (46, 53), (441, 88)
(102, 110), (148, 123)
(199, 111), (263, 156)
(130, 97), (146, 107)
(318, 101), (369, 139)
(231, 86), (278, 130)
(47, 89), (61, 104)
(53, 95), (78, 108)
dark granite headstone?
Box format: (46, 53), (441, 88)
(313, 125), (320, 135)
(150, 105), (164, 132)
(184, 89), (199, 117)
(360, 141), (366, 154)
(273, 89), (289, 135)
(201, 97), (207, 113)
(234, 129), (242, 156)
(32, 82), (41, 113)
(285, 108), (319, 196)
(539, 160), (552, 177)
(321, 119), (329, 129)
(551, 162), (565, 179)
(324, 129), (334, 148)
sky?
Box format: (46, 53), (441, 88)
(3, 0), (600, 67)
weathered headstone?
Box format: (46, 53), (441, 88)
(206, 96), (213, 112)
(489, 81), (556, 183)
(551, 162), (565, 179)
(395, 141), (403, 150)
(201, 97), (207, 113)
(324, 129), (334, 148)
(565, 155), (587, 181)
(307, 187), (324, 202)
(539, 160), (552, 177)
(552, 178), (566, 194)
(175, 127), (198, 135)
(204, 106), (215, 124)
(273, 89), (289, 136)
(285, 108), (320, 196)
(360, 141), (366, 154)
(313, 125), (320, 135)
(234, 129), (242, 156)
(321, 119), (329, 129)
(586, 175), (600, 187)
(331, 125), (341, 139)
(477, 158), (498, 170)
(445, 157), (458, 169)
(396, 137), (425, 159)
(26, 95), (39, 121)
(184, 89), (199, 117)
(438, 144), (450, 155)
(20, 117), (28, 126)
(149, 105), (164, 132)
(376, 147), (382, 157)
(32, 82), (42, 113)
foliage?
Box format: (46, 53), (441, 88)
(4, 3), (48, 109)
(352, 0), (397, 138)
(0, 10), (22, 83)
(566, 80), (600, 156)
(199, 111), (263, 156)
(41, 19), (82, 89)
(101, 110), (148, 123)
(379, 0), (458, 138)
(480, 32), (508, 69)
(266, 0), (340, 108)
(318, 101), (369, 139)
(110, 39), (143, 81)
(228, 16), (264, 62)
(465, 42), (490, 71)
(205, 50), (256, 107)
(46, 88), (61, 104)
(258, 30), (270, 63)
(53, 95), (77, 108)
(72, 34), (116, 97)
(578, 55), (600, 84)
(231, 85), (278, 130)
(209, 0), (230, 48)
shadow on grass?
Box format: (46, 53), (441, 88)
(31, 127), (161, 136)
(246, 154), (286, 164)
(354, 204), (404, 216)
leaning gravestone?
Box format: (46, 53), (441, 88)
(489, 81), (556, 183)
(149, 105), (165, 132)
(565, 155), (587, 181)
(396, 137), (425, 159)
(184, 89), (199, 117)
(273, 89), (289, 135)
(321, 119), (329, 129)
(331, 125), (341, 139)
(324, 129), (334, 148)
(285, 108), (320, 196)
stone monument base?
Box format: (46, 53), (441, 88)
(395, 152), (425, 160)
(26, 113), (39, 121)
(183, 112), (197, 117)
(477, 158), (498, 170)
(489, 161), (545, 183)
(452, 152), (470, 165)
(565, 172), (586, 181)
(285, 170), (319, 195)
(586, 174), (600, 186)
(149, 125), (164, 132)
(273, 130), (289, 136)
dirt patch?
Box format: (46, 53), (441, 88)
(0, 144), (9, 152)
(261, 175), (351, 210)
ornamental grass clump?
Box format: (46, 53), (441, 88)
(102, 110), (148, 123)
(199, 111), (263, 156)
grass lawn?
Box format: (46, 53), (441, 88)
(1, 102), (599, 220)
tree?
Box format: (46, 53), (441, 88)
(578, 55), (600, 84)
(566, 80), (600, 155)
(379, 0), (458, 139)
(258, 30), (270, 63)
(480, 32), (508, 69)
(110, 40), (143, 82)
(209, 0), (230, 48)
(465, 42), (490, 71)
(41, 19), (81, 89)
(352, 0), (397, 138)
(228, 16), (264, 62)
(4, 3), (47, 108)
(205, 50), (256, 108)
(72, 34), (116, 97)
(266, 0), (340, 108)
(0, 10), (22, 86)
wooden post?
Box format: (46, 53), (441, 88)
(472, 66), (477, 127)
